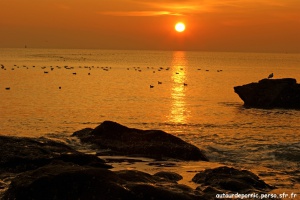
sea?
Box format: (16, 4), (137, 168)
(0, 48), (300, 196)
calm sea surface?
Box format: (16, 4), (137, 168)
(1, 48), (300, 193)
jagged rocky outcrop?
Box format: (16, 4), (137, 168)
(234, 78), (300, 109)
(72, 121), (208, 161)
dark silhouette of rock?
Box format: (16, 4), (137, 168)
(126, 183), (202, 200)
(1, 135), (276, 200)
(3, 163), (205, 200)
(72, 121), (208, 161)
(0, 135), (111, 173)
(192, 166), (275, 193)
(234, 78), (300, 109)
(153, 171), (183, 182)
(3, 163), (134, 200)
(116, 170), (158, 183)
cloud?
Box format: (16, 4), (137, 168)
(96, 0), (206, 17)
(97, 0), (300, 18)
(98, 11), (182, 16)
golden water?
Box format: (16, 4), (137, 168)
(0, 48), (300, 194)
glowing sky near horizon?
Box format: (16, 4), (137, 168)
(0, 0), (299, 52)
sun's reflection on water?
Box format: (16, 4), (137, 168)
(168, 51), (189, 124)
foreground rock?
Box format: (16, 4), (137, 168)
(3, 164), (275, 200)
(1, 135), (204, 200)
(72, 121), (208, 161)
(193, 166), (275, 194)
(234, 78), (300, 109)
(0, 135), (111, 174)
(1, 135), (275, 200)
(3, 163), (205, 200)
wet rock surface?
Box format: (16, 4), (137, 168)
(3, 163), (205, 200)
(3, 163), (133, 200)
(3, 164), (276, 200)
(1, 125), (276, 200)
(153, 171), (183, 182)
(234, 78), (300, 109)
(192, 166), (275, 193)
(72, 120), (208, 161)
(0, 135), (111, 173)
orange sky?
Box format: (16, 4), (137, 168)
(0, 0), (299, 52)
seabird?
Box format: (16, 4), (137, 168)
(150, 85), (154, 88)
(268, 73), (273, 79)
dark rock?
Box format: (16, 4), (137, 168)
(116, 170), (158, 183)
(1, 135), (209, 200)
(3, 163), (206, 200)
(0, 135), (111, 173)
(197, 186), (224, 200)
(1, 135), (275, 200)
(234, 78), (300, 109)
(153, 171), (183, 182)
(126, 183), (201, 200)
(192, 166), (275, 193)
(72, 121), (208, 161)
(0, 180), (6, 189)
(2, 163), (134, 200)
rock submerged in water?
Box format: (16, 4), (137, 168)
(234, 78), (300, 109)
(72, 121), (208, 161)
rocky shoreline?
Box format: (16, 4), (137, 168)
(1, 121), (276, 199)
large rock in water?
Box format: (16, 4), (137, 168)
(234, 78), (300, 109)
(72, 121), (208, 161)
(192, 166), (275, 194)
(0, 135), (111, 174)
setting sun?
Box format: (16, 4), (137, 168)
(175, 22), (185, 32)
